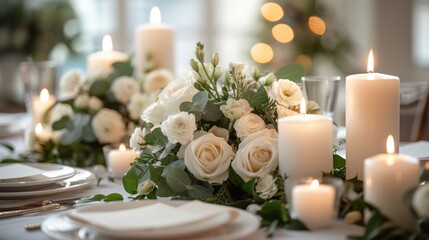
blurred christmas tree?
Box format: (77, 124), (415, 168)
(251, 0), (353, 74)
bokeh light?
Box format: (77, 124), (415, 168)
(296, 54), (312, 70)
(261, 2), (284, 22)
(272, 24), (294, 43)
(251, 43), (274, 64)
(308, 16), (326, 36)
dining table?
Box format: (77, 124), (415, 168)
(2, 124), (428, 240)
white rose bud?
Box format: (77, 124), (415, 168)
(161, 112), (196, 145)
(110, 76), (139, 104)
(255, 174), (278, 200)
(412, 184), (429, 218)
(137, 180), (156, 195)
(246, 204), (262, 214)
(344, 211), (363, 224)
(129, 127), (147, 152)
(74, 94), (89, 109)
(219, 98), (253, 121)
(88, 96), (103, 113)
(234, 113), (266, 140)
(259, 73), (276, 86)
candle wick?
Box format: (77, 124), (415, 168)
(368, 70), (374, 74)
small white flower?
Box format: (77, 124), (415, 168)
(161, 112), (196, 145)
(144, 68), (173, 92)
(141, 102), (167, 126)
(88, 96), (103, 113)
(246, 204), (262, 214)
(259, 73), (276, 86)
(272, 79), (302, 107)
(137, 180), (156, 195)
(74, 94), (89, 109)
(219, 99), (253, 121)
(91, 108), (125, 144)
(208, 126), (229, 142)
(59, 70), (83, 98)
(229, 62), (247, 73)
(255, 174), (278, 200)
(234, 113), (266, 140)
(412, 184), (429, 218)
(49, 103), (74, 125)
(232, 129), (278, 182)
(158, 73), (198, 115)
(127, 93), (155, 120)
(185, 133), (235, 184)
(129, 127), (147, 152)
(110, 76), (139, 104)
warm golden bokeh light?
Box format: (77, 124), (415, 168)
(261, 2), (284, 22)
(308, 16), (326, 36)
(251, 43), (274, 64)
(272, 24), (294, 43)
(296, 54), (312, 70)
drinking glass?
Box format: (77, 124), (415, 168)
(302, 76), (341, 118)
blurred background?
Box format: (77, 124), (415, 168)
(0, 0), (428, 141)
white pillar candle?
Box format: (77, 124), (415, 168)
(107, 144), (138, 178)
(35, 123), (51, 142)
(292, 179), (335, 229)
(346, 50), (399, 180)
(87, 35), (128, 74)
(32, 88), (55, 125)
(278, 98), (333, 179)
(364, 135), (419, 230)
(135, 6), (175, 74)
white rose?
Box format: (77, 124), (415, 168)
(234, 113), (266, 140)
(255, 174), (278, 200)
(412, 184), (429, 218)
(144, 68), (173, 92)
(277, 105), (300, 118)
(59, 70), (83, 98)
(91, 108), (125, 144)
(49, 103), (74, 125)
(129, 127), (147, 152)
(184, 133), (235, 184)
(158, 73), (198, 115)
(219, 99), (253, 121)
(272, 79), (302, 107)
(161, 112), (196, 145)
(110, 76), (139, 104)
(232, 129), (278, 182)
(74, 94), (89, 109)
(127, 93), (155, 120)
(88, 96), (103, 113)
(141, 102), (167, 126)
(137, 180), (156, 195)
(208, 126), (229, 142)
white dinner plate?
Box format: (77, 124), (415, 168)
(0, 163), (76, 190)
(0, 168), (95, 199)
(42, 201), (260, 240)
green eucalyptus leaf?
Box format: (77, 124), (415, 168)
(275, 63), (306, 83)
(112, 61), (133, 76)
(161, 160), (185, 178)
(103, 193), (124, 202)
(81, 125), (96, 142)
(89, 80), (111, 97)
(179, 102), (194, 112)
(202, 103), (223, 122)
(284, 219), (309, 230)
(76, 194), (105, 205)
(159, 142), (177, 159)
(242, 179), (257, 196)
(166, 168), (191, 193)
(60, 127), (83, 145)
(156, 178), (176, 197)
(229, 167), (245, 187)
(333, 154), (346, 169)
(257, 200), (289, 223)
(187, 185), (213, 199)
(146, 189), (157, 199)
(149, 165), (164, 183)
(0, 143), (14, 152)
(73, 114), (91, 127)
(160, 153), (178, 166)
(249, 85), (269, 108)
(1, 159), (22, 163)
(123, 166), (138, 194)
(52, 116), (71, 131)
(144, 128), (168, 146)
(192, 91), (209, 109)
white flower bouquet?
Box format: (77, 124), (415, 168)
(34, 61), (173, 167)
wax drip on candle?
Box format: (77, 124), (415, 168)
(386, 135), (395, 166)
(300, 97), (306, 114)
(40, 88), (50, 103)
(103, 35), (113, 52)
(310, 179), (319, 189)
(119, 143), (126, 152)
(150, 6), (161, 24)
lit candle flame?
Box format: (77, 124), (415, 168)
(300, 97), (306, 114)
(386, 135), (395, 154)
(119, 143), (126, 151)
(310, 179), (319, 189)
(103, 35), (113, 52)
(150, 6), (161, 24)
(367, 49), (374, 73)
(40, 88), (50, 103)
(35, 123), (43, 135)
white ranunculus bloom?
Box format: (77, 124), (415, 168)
(129, 127), (147, 152)
(219, 99), (253, 121)
(88, 96), (103, 113)
(412, 184), (429, 218)
(74, 93), (89, 109)
(59, 70), (83, 98)
(272, 79), (302, 107)
(161, 112), (196, 145)
(184, 133), (235, 184)
(110, 76), (139, 104)
(144, 68), (173, 92)
(49, 103), (74, 125)
(158, 73), (198, 115)
(127, 93), (155, 120)
(208, 126), (229, 142)
(232, 129), (278, 182)
(255, 174), (278, 200)
(91, 108), (125, 144)
(234, 113), (266, 140)
(277, 105), (299, 118)
(141, 102), (167, 126)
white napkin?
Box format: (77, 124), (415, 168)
(0, 164), (46, 180)
(400, 141), (429, 160)
(68, 201), (235, 231)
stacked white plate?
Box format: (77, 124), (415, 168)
(0, 163), (95, 199)
(42, 200), (261, 240)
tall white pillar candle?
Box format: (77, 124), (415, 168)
(278, 98), (333, 179)
(135, 6), (175, 74)
(364, 135), (419, 230)
(346, 50), (399, 179)
(107, 144), (138, 178)
(87, 35), (128, 74)
(32, 88), (55, 124)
